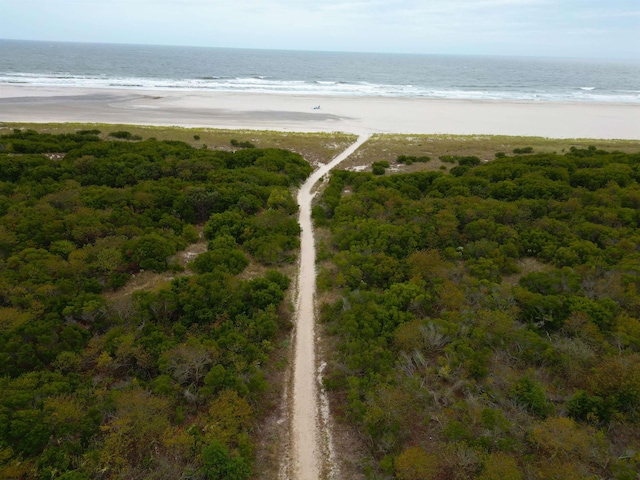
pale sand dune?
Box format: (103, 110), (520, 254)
(1, 85), (639, 139)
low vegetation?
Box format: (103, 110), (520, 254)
(315, 146), (640, 479)
(4, 124), (640, 479)
(0, 122), (358, 167)
(345, 133), (640, 173)
(0, 128), (312, 478)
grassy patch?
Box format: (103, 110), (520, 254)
(342, 133), (640, 173)
(0, 122), (357, 166)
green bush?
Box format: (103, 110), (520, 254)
(397, 155), (430, 164)
(128, 233), (177, 272)
(230, 139), (256, 149)
(567, 390), (611, 423)
(200, 440), (251, 480)
(512, 375), (551, 417)
(513, 147), (534, 154)
(109, 130), (142, 140)
(457, 156), (481, 166)
(372, 161), (389, 175)
(190, 249), (249, 275)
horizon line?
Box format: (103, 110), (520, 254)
(1, 37), (638, 63)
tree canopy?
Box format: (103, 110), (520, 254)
(316, 146), (640, 479)
(0, 129), (310, 478)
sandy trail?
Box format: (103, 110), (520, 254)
(289, 134), (371, 480)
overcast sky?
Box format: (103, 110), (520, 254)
(1, 0), (639, 59)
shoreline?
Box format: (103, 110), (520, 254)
(1, 85), (639, 139)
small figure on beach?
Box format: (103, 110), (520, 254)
(313, 105), (320, 110)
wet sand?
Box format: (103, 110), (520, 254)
(1, 85), (639, 139)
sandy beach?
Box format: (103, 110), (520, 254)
(1, 85), (639, 139)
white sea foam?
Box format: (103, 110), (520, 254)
(1, 72), (639, 103)
(2, 41), (639, 104)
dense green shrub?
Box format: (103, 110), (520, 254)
(0, 129), (310, 478)
(397, 154), (430, 165)
(315, 146), (640, 478)
(108, 130), (141, 140)
(513, 146), (534, 154)
(230, 139), (256, 149)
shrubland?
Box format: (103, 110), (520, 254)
(0, 122), (358, 167)
(0, 128), (311, 479)
(315, 146), (640, 479)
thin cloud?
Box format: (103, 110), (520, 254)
(0, 0), (637, 58)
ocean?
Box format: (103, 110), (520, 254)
(1, 39), (639, 103)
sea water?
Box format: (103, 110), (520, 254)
(1, 39), (639, 103)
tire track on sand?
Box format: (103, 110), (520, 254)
(288, 134), (371, 480)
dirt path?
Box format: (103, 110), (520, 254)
(287, 134), (371, 480)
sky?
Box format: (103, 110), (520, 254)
(1, 0), (639, 59)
